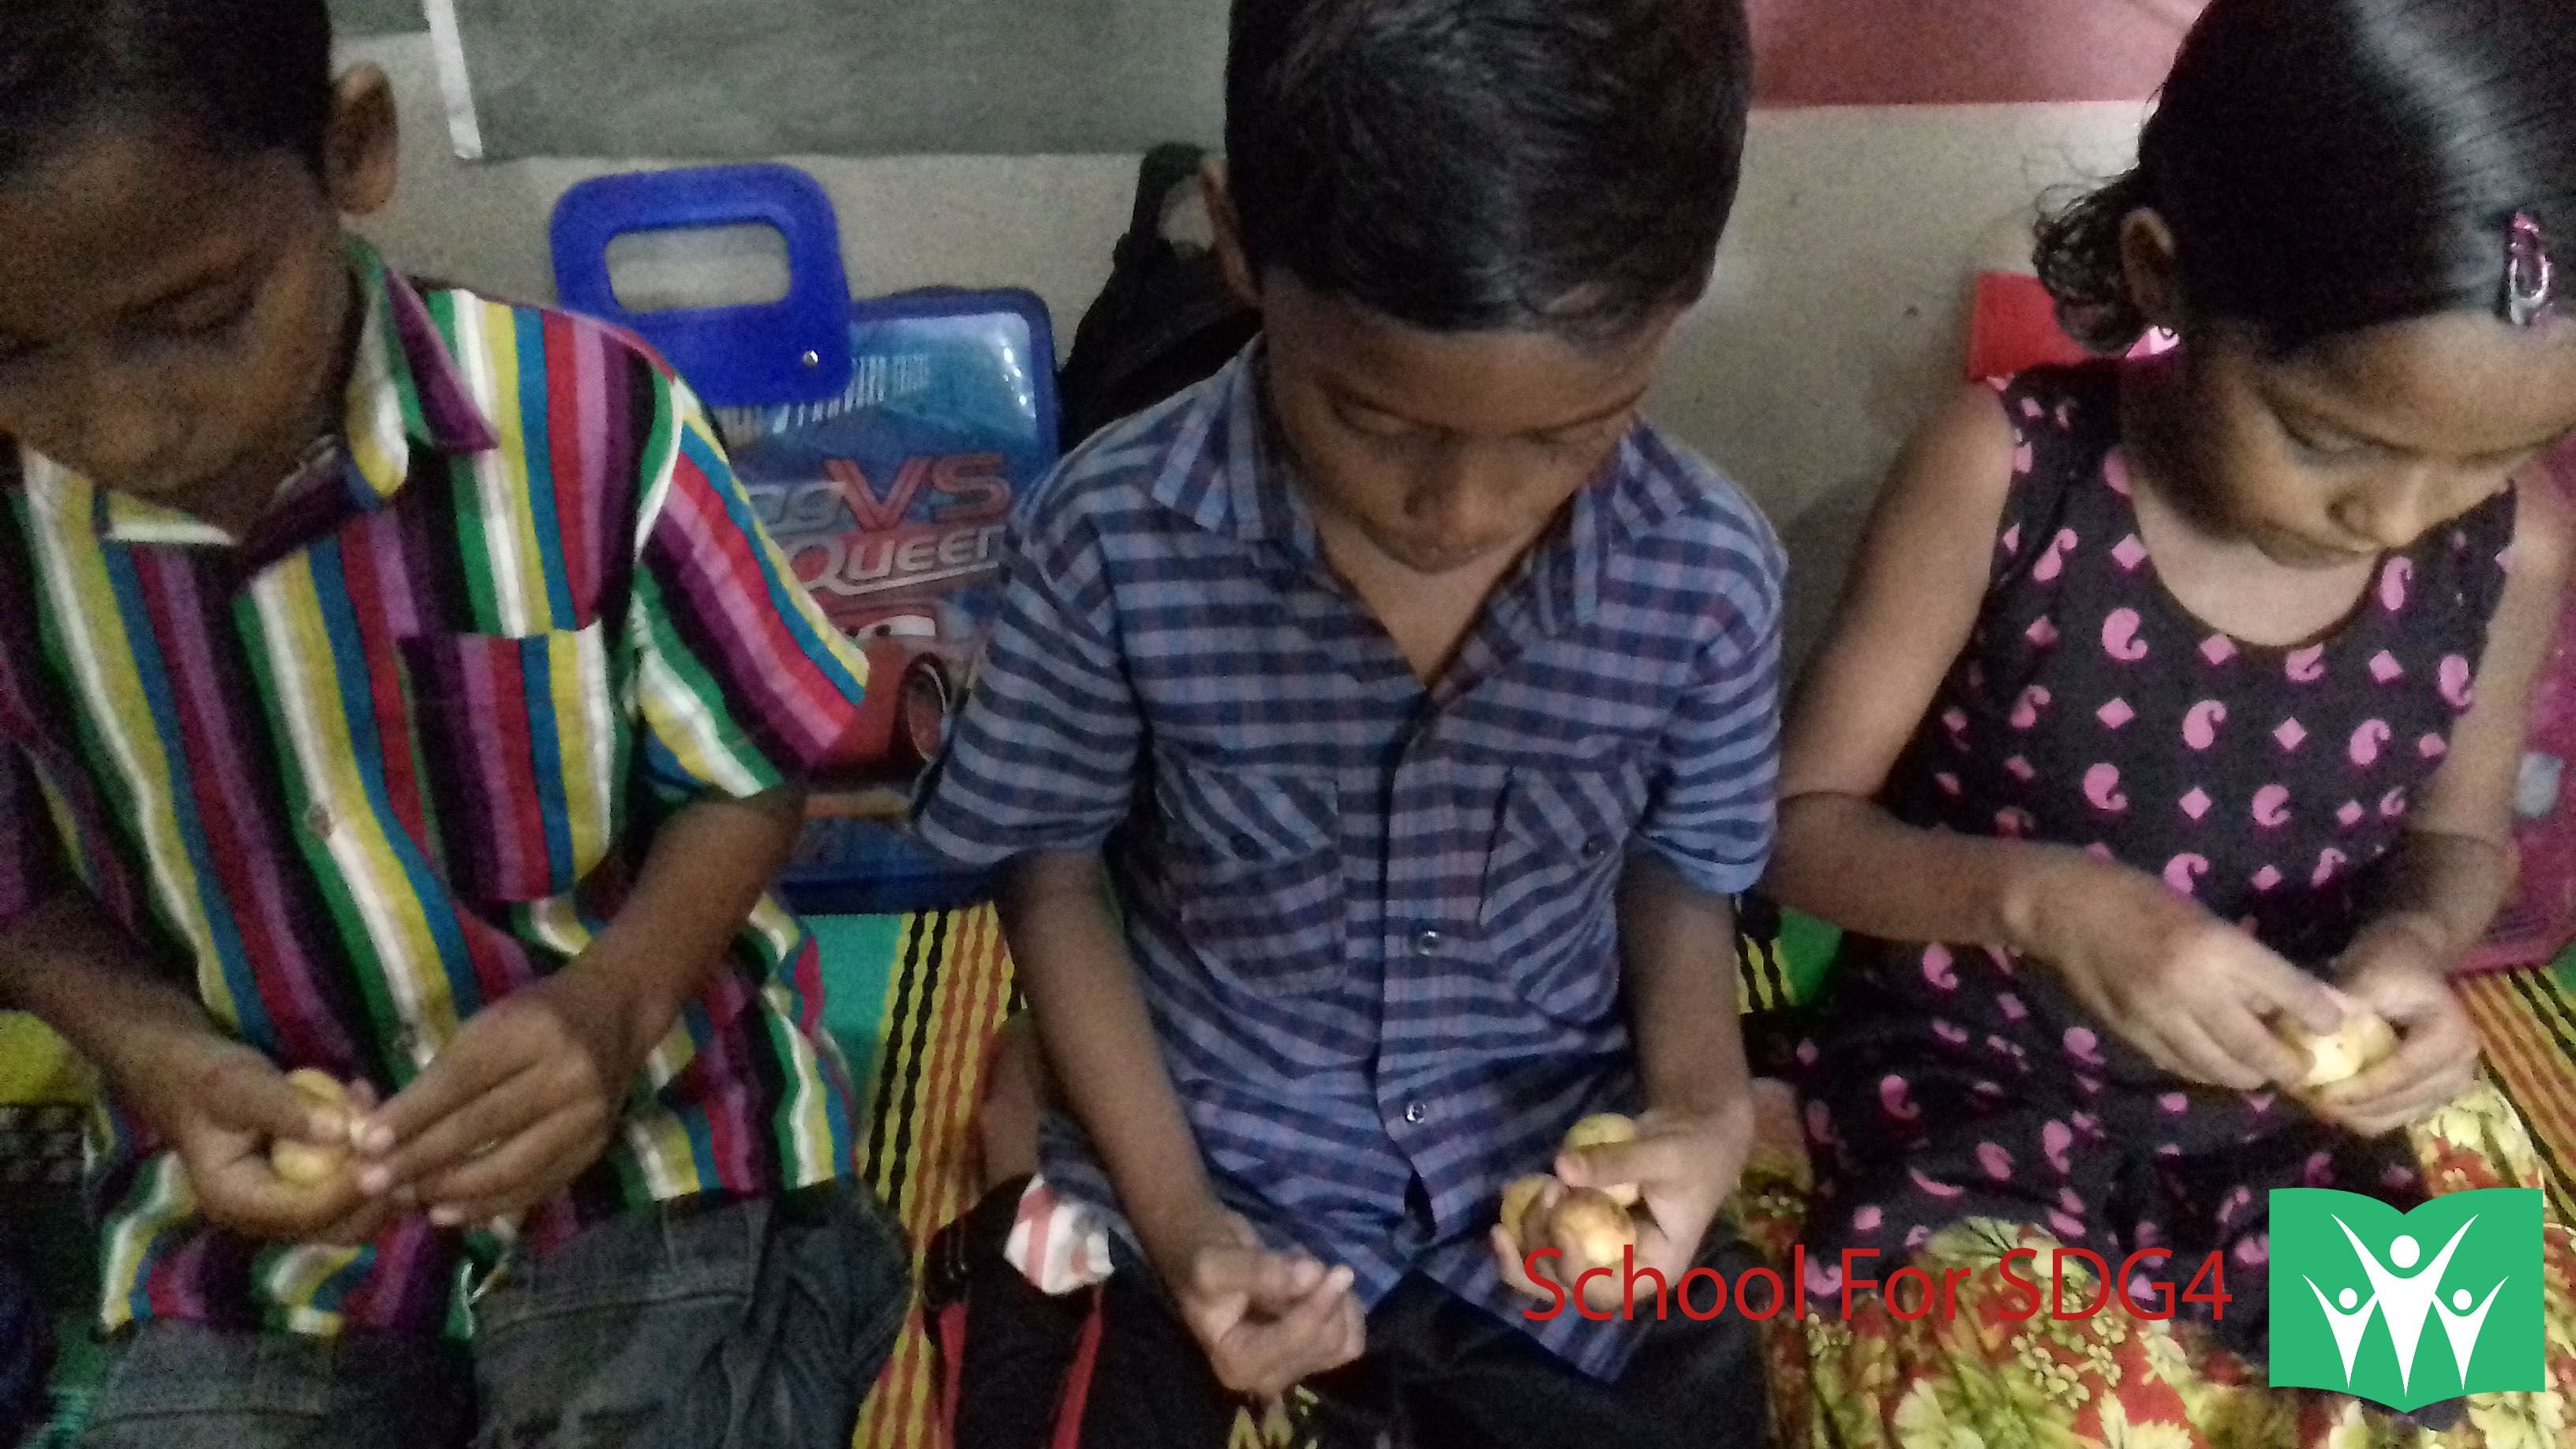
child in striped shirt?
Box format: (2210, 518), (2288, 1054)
(0, 3), (905, 1445)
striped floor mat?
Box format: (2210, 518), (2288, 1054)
(850, 905), (1019, 1449)
(2460, 965), (2576, 1226)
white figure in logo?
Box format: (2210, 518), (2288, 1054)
(2334, 1217), (2480, 1395)
(2432, 1279), (2510, 1385)
(2304, 1278), (2382, 1381)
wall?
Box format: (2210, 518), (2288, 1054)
(345, 33), (2145, 657)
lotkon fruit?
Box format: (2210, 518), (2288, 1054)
(269, 1069), (354, 1188)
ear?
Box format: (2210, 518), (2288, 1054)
(323, 66), (400, 219)
(2118, 208), (2187, 333)
(1200, 159), (1262, 311)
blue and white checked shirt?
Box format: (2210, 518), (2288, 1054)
(915, 349), (1784, 1377)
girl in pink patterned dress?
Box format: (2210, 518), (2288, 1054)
(1752, 1), (2576, 1443)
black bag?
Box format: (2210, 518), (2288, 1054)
(1056, 144), (1262, 453)
(0, 1234), (47, 1449)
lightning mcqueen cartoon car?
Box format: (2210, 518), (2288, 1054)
(825, 608), (977, 773)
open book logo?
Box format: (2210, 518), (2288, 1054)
(2268, 1189), (2544, 1411)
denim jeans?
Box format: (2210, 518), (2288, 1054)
(82, 1185), (910, 1449)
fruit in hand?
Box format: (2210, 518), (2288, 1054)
(1497, 1113), (1649, 1294)
(1547, 1189), (1638, 1276)
(268, 1070), (355, 1187)
(1559, 1113), (1641, 1207)
(1500, 1174), (1558, 1247)
(2276, 1012), (2398, 1090)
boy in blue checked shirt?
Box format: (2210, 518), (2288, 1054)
(915, 2), (1779, 1443)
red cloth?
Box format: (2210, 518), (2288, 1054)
(1753, 0), (2206, 107)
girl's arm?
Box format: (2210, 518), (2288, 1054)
(1767, 384), (2339, 1091)
(1766, 384), (2054, 946)
(2327, 474), (2573, 1133)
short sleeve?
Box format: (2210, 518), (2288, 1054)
(912, 499), (1143, 866)
(626, 384), (870, 802)
(1636, 531), (1784, 898)
(0, 747), (66, 930)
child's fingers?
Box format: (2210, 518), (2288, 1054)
(1211, 1267), (1352, 1398)
(358, 1065), (551, 1193)
(1189, 1245), (1324, 1313)
(415, 1105), (598, 1222)
(1331, 1285), (1365, 1367)
(1492, 1226), (1552, 1300)
(356, 1019), (543, 1155)
(1558, 1136), (1675, 1193)
(2239, 951), (2348, 1039)
(2201, 999), (2310, 1091)
(2156, 1011), (2270, 1091)
(191, 1152), (368, 1241)
(204, 1058), (346, 1146)
(1260, 1268), (1356, 1382)
(2322, 1032), (2474, 1130)
(316, 1194), (402, 1249)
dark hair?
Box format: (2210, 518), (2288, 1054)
(0, 0), (334, 185)
(1225, 0), (1752, 341)
(2036, 0), (2576, 354)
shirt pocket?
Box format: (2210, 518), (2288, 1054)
(399, 622), (627, 904)
(1481, 761), (1642, 1021)
(1155, 757), (1345, 998)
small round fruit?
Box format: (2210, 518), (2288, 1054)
(269, 1071), (354, 1187)
(2278, 1013), (2398, 1089)
(1559, 1113), (1641, 1208)
(1548, 1188), (1638, 1276)
(1499, 1174), (1558, 1247)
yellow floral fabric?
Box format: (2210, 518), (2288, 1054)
(1735, 1082), (2574, 1449)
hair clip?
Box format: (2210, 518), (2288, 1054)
(2507, 212), (2556, 328)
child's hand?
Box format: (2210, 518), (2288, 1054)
(2027, 854), (2344, 1091)
(1148, 1204), (1365, 1398)
(2314, 922), (2478, 1136)
(354, 958), (661, 1227)
(1505, 1101), (1752, 1313)
(147, 1035), (391, 1245)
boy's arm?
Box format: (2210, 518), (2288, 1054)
(357, 787), (804, 1221)
(916, 477), (1361, 1396)
(996, 853), (1233, 1268)
(1534, 515), (1777, 1308)
(1615, 856), (1754, 1125)
(0, 892), (379, 1241)
(997, 849), (1361, 1398)
(360, 373), (870, 1219)
(1534, 842), (1758, 1313)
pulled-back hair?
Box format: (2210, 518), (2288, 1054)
(2036, 0), (2576, 354)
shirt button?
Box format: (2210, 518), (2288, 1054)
(1404, 1101), (1426, 1125)
(304, 803), (334, 838)
(1412, 930), (1442, 957)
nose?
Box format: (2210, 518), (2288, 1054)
(1401, 446), (1498, 556)
(69, 358), (181, 485)
(2334, 468), (2442, 552)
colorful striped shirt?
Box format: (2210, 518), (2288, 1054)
(0, 240), (871, 1338)
(915, 349), (1784, 1378)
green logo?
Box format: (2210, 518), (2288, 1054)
(2268, 1189), (2544, 1411)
